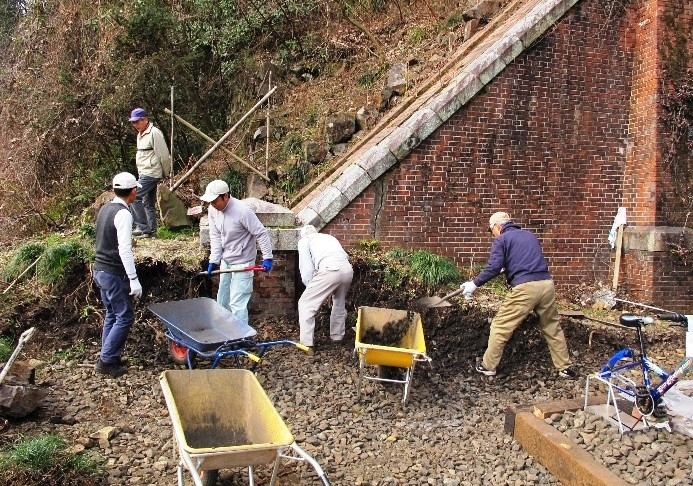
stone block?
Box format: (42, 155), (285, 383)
(332, 164), (373, 203)
(624, 226), (692, 252)
(356, 145), (398, 180)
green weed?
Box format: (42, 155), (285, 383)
(409, 26), (426, 45)
(357, 239), (380, 251)
(50, 342), (88, 364)
(155, 226), (196, 240)
(37, 241), (92, 285)
(2, 242), (46, 283)
(0, 434), (102, 477)
(0, 337), (12, 362)
(407, 250), (460, 289)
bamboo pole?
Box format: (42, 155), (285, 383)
(164, 109), (270, 183)
(3, 255), (42, 294)
(170, 86), (276, 191)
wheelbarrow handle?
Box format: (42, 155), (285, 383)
(197, 265), (266, 276)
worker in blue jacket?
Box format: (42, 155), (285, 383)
(461, 211), (577, 379)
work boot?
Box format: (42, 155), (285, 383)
(95, 359), (128, 378)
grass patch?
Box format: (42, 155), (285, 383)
(0, 434), (103, 484)
(0, 336), (12, 362)
(2, 238), (92, 287)
(156, 226), (196, 240)
(50, 342), (88, 364)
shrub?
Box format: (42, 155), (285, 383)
(407, 250), (460, 289)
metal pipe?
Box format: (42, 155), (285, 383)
(614, 298), (675, 314)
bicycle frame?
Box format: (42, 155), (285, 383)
(598, 312), (692, 412)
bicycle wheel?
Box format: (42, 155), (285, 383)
(635, 386), (655, 415)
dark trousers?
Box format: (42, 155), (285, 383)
(130, 175), (160, 234)
(93, 270), (134, 364)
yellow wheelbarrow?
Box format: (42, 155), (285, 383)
(354, 306), (431, 405)
(160, 369), (330, 485)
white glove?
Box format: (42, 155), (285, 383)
(460, 281), (477, 298)
(129, 278), (143, 300)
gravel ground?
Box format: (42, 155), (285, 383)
(4, 315), (692, 486)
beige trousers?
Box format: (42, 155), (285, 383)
(298, 261), (353, 346)
(482, 279), (571, 372)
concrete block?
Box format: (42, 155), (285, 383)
(242, 197), (295, 227)
(267, 227), (301, 251)
(513, 411), (629, 486)
(379, 125), (419, 161)
(303, 186), (350, 226)
(428, 72), (485, 122)
(518, 0), (579, 49)
(624, 226), (692, 252)
(356, 145), (398, 180)
(199, 215), (210, 248)
(331, 164), (373, 202)
(404, 108), (444, 147)
(295, 207), (324, 230)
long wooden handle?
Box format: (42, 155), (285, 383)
(439, 287), (466, 303)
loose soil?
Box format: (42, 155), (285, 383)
(0, 247), (687, 485)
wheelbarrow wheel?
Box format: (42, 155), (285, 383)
(200, 469), (218, 486)
(168, 339), (191, 366)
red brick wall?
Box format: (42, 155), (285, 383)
(249, 251), (298, 317)
(329, 0), (633, 286)
(323, 0), (693, 309)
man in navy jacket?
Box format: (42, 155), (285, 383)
(461, 211), (577, 379)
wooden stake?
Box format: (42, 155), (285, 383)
(612, 224), (624, 291)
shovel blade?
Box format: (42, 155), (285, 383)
(414, 296), (452, 308)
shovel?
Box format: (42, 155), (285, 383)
(197, 265), (266, 276)
(415, 287), (468, 308)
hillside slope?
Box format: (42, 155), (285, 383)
(0, 0), (480, 243)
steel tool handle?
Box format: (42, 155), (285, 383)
(197, 265), (265, 276)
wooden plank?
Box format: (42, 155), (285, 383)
(513, 411), (630, 486)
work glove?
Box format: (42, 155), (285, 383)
(261, 259), (273, 272)
(206, 262), (219, 275)
(129, 278), (143, 300)
(460, 281), (477, 298)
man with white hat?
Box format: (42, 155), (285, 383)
(128, 107), (171, 238)
(297, 225), (353, 349)
(92, 172), (143, 378)
(200, 180), (273, 324)
(460, 211), (577, 379)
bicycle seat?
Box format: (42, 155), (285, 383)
(619, 313), (649, 327)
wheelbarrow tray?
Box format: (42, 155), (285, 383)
(149, 298), (256, 352)
(160, 369), (294, 469)
(355, 306), (426, 368)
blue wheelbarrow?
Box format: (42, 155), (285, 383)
(149, 297), (309, 369)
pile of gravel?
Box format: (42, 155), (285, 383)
(5, 326), (692, 486)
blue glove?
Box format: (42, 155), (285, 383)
(261, 259), (273, 272)
(206, 262), (219, 275)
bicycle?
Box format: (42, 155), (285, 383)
(584, 308), (692, 433)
